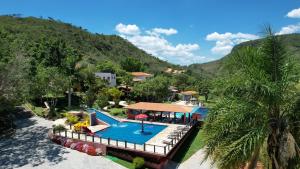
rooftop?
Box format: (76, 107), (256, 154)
(180, 90), (198, 95)
(131, 72), (152, 77)
(125, 102), (194, 113)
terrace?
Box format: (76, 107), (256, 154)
(50, 103), (206, 168)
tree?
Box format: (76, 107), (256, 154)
(133, 76), (171, 102)
(36, 67), (67, 117)
(121, 57), (144, 72)
(61, 46), (81, 109)
(203, 28), (300, 169)
(107, 87), (123, 107)
(78, 62), (107, 107)
(0, 53), (30, 132)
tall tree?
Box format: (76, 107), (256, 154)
(203, 28), (300, 169)
(121, 57), (144, 72)
(36, 66), (67, 117)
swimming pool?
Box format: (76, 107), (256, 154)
(88, 109), (167, 144)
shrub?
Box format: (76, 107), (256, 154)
(53, 124), (66, 132)
(65, 113), (79, 124)
(132, 157), (145, 169)
(109, 108), (126, 117)
(95, 93), (109, 109)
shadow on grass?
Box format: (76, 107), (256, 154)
(0, 117), (69, 169)
(171, 126), (202, 163)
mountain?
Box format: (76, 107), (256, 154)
(0, 15), (181, 73)
(189, 33), (300, 76)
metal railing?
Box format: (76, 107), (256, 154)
(52, 120), (197, 156)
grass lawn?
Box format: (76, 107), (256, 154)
(106, 155), (133, 169)
(172, 126), (205, 163)
(198, 96), (217, 109)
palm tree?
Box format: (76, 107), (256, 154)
(203, 27), (300, 169)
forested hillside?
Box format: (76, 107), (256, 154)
(189, 33), (300, 76)
(0, 15), (177, 73)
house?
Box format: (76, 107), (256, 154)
(95, 72), (116, 87)
(131, 72), (153, 82)
(180, 90), (198, 102)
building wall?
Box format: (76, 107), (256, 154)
(95, 72), (117, 87)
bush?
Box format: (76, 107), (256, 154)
(108, 108), (126, 117)
(95, 93), (109, 109)
(132, 157), (145, 169)
(53, 124), (66, 132)
(65, 113), (79, 124)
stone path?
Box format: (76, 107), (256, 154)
(0, 116), (126, 169)
(166, 148), (217, 169)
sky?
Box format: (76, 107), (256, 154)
(0, 0), (300, 65)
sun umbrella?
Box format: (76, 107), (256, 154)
(135, 114), (148, 133)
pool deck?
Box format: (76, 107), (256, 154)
(123, 118), (185, 146)
(53, 110), (193, 156)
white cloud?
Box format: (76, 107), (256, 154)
(276, 23), (300, 35)
(116, 24), (209, 65)
(206, 32), (259, 55)
(286, 8), (300, 18)
(149, 28), (178, 36)
(115, 23), (140, 35)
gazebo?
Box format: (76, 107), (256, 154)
(125, 102), (204, 124)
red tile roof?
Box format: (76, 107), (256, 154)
(131, 72), (152, 77)
(125, 102), (193, 113)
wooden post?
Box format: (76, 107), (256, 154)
(174, 112), (176, 123)
(134, 143), (136, 149)
(65, 130), (67, 137)
(125, 141), (127, 148)
(116, 140), (118, 146)
(144, 144), (146, 151)
(100, 137), (102, 144)
(154, 145), (156, 153)
(183, 113), (186, 124)
(164, 146), (166, 155)
(108, 138), (110, 145)
(92, 135), (94, 142)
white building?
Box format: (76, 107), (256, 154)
(131, 72), (153, 82)
(95, 72), (117, 87)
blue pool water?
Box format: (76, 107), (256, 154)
(88, 109), (167, 144)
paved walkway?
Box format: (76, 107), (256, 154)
(0, 116), (126, 169)
(166, 148), (217, 169)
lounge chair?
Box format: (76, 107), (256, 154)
(162, 138), (173, 145)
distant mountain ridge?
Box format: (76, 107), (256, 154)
(0, 15), (182, 74)
(189, 33), (300, 76)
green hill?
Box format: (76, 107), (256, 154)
(0, 15), (179, 73)
(189, 33), (300, 76)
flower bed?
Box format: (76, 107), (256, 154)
(50, 134), (103, 156)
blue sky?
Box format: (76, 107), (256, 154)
(0, 0), (300, 65)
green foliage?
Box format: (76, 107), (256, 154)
(121, 57), (144, 72)
(65, 114), (79, 124)
(107, 87), (123, 106)
(133, 75), (171, 102)
(94, 93), (109, 109)
(79, 62), (107, 107)
(132, 157), (145, 169)
(53, 124), (66, 132)
(203, 28), (300, 169)
(108, 108), (126, 117)
(0, 15), (175, 74)
(189, 33), (300, 77)
(173, 127), (205, 163)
